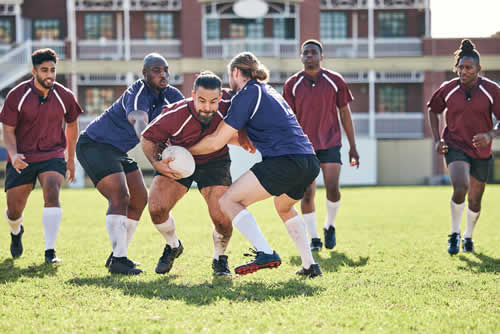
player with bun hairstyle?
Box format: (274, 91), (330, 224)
(428, 39), (500, 254)
(189, 52), (323, 278)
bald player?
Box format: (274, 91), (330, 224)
(76, 53), (184, 275)
(283, 39), (359, 251)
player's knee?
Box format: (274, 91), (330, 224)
(453, 183), (468, 199)
(302, 188), (315, 204)
(214, 220), (232, 237)
(6, 207), (23, 220)
(149, 204), (170, 224)
(468, 198), (481, 212)
(218, 193), (231, 214)
(109, 191), (130, 212)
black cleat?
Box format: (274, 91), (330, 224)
(212, 255), (231, 276)
(155, 240), (184, 274)
(296, 263), (323, 278)
(45, 249), (62, 264)
(234, 249), (281, 275)
(310, 238), (323, 251)
(10, 225), (24, 258)
(108, 257), (143, 275)
(462, 238), (474, 253)
(105, 252), (140, 268)
(448, 233), (460, 255)
(324, 226), (336, 249)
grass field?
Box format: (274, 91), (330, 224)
(0, 186), (498, 333)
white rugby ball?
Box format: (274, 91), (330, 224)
(161, 145), (196, 178)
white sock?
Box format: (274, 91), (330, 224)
(5, 209), (23, 235)
(125, 218), (139, 249)
(154, 215), (180, 248)
(213, 229), (230, 260)
(324, 199), (341, 229)
(302, 212), (318, 239)
(106, 215), (128, 258)
(285, 215), (315, 269)
(42, 207), (62, 251)
(463, 208), (480, 238)
(450, 200), (466, 234)
(232, 209), (273, 254)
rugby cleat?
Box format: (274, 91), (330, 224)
(155, 240), (184, 274)
(44, 249), (62, 264)
(447, 233), (460, 255)
(108, 257), (143, 275)
(324, 226), (336, 249)
(296, 263), (323, 278)
(10, 225), (24, 258)
(212, 255), (231, 276)
(462, 237), (474, 253)
(105, 252), (140, 268)
(310, 238), (323, 251)
(234, 249), (281, 275)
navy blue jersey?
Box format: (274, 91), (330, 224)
(224, 80), (314, 158)
(84, 80), (184, 153)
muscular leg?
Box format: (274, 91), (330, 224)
(322, 163), (341, 229)
(38, 171), (64, 251)
(201, 185), (232, 259)
(463, 176), (485, 239)
(5, 184), (32, 236)
(448, 161), (470, 234)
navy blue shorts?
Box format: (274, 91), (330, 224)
(5, 158), (66, 191)
(76, 133), (139, 187)
(250, 154), (320, 200)
(315, 146), (342, 164)
(445, 146), (492, 183)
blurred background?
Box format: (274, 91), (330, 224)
(0, 0), (498, 187)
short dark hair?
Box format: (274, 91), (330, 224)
(31, 48), (58, 67)
(301, 39), (323, 54)
(193, 71), (222, 91)
(454, 39), (480, 72)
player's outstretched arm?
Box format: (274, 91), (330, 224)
(141, 137), (181, 179)
(128, 110), (149, 139)
(2, 124), (28, 173)
(338, 105), (359, 167)
(65, 120), (79, 182)
(189, 121), (238, 155)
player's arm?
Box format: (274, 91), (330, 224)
(189, 121), (237, 155)
(2, 124), (27, 173)
(338, 104), (359, 167)
(472, 122), (500, 148)
(141, 137), (181, 179)
(429, 110), (447, 154)
(65, 120), (79, 183)
(128, 110), (149, 139)
(228, 129), (256, 153)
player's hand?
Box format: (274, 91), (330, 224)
(11, 153), (28, 174)
(238, 130), (256, 154)
(435, 139), (448, 155)
(153, 157), (182, 180)
(349, 147), (360, 168)
(472, 132), (493, 149)
(66, 158), (75, 183)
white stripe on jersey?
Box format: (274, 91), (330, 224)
(221, 99), (231, 103)
(216, 110), (224, 119)
(17, 88), (32, 112)
(479, 85), (493, 104)
(53, 90), (67, 114)
(172, 115), (193, 137)
(141, 103), (188, 135)
(481, 77), (500, 88)
(134, 81), (145, 111)
(445, 85), (460, 102)
(322, 73), (338, 92)
(249, 84), (262, 119)
(164, 97), (170, 104)
(292, 76), (304, 97)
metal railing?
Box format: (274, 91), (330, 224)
(352, 112), (424, 138)
(130, 39), (181, 59)
(204, 39), (298, 59)
(0, 40), (31, 91)
(77, 39), (123, 60)
(322, 37), (422, 58)
(31, 40), (66, 60)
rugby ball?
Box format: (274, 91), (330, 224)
(161, 145), (196, 178)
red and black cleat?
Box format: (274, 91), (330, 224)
(234, 249), (281, 275)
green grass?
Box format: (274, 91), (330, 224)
(0, 186), (499, 333)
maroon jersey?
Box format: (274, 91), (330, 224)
(0, 78), (83, 163)
(142, 90), (231, 164)
(428, 76), (500, 159)
(283, 68), (353, 150)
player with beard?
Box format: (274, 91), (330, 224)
(283, 39), (359, 251)
(76, 53), (184, 275)
(428, 39), (500, 254)
(0, 48), (83, 264)
(142, 71), (254, 276)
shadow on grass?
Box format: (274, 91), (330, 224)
(66, 275), (324, 305)
(0, 258), (59, 283)
(458, 252), (500, 273)
(290, 252), (369, 273)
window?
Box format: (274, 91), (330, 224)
(229, 19), (264, 39)
(377, 86), (407, 113)
(84, 88), (114, 116)
(320, 12), (347, 39)
(33, 19), (60, 40)
(0, 18), (12, 43)
(206, 19), (219, 40)
(377, 12), (406, 37)
(84, 14), (113, 39)
(273, 18), (295, 39)
(145, 13), (174, 39)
